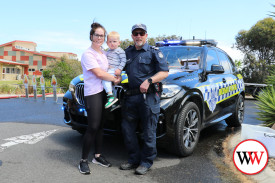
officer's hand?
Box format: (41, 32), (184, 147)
(140, 80), (150, 93)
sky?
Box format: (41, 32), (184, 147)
(1, 0), (274, 61)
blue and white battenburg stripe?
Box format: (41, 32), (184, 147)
(197, 74), (244, 112)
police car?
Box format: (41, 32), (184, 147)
(62, 39), (245, 157)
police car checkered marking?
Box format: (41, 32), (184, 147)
(197, 77), (244, 112)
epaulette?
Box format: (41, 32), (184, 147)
(151, 46), (159, 50)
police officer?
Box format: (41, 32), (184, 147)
(120, 24), (169, 175)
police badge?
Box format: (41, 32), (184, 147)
(158, 52), (164, 58)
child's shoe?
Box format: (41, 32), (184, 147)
(105, 94), (118, 109)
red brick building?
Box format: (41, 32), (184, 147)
(0, 40), (77, 80)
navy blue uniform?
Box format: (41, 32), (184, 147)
(122, 43), (168, 168)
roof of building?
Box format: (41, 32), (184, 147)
(0, 59), (29, 66)
(41, 51), (77, 55)
(0, 41), (80, 59)
(0, 40), (37, 47)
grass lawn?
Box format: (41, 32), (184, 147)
(0, 80), (23, 85)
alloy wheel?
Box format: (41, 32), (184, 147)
(182, 109), (199, 149)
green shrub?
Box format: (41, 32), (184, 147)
(265, 66), (275, 86)
(0, 84), (13, 93)
(0, 84), (24, 94)
(256, 86), (275, 127)
(43, 57), (82, 90)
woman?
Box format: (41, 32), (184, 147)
(79, 22), (120, 175)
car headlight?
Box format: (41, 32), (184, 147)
(161, 84), (181, 98)
(69, 82), (75, 92)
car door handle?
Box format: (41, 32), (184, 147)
(222, 78), (226, 83)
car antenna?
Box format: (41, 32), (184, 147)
(185, 47), (190, 69)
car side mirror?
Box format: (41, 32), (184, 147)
(207, 64), (224, 74)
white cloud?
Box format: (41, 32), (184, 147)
(218, 42), (244, 61)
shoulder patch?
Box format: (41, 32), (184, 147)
(158, 51), (164, 58)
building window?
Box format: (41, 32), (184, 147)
(2, 67), (19, 74)
(39, 69), (43, 72)
(28, 68), (35, 72)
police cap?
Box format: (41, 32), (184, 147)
(131, 24), (147, 33)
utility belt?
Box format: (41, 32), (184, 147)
(125, 82), (163, 96)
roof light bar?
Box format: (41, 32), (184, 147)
(156, 39), (217, 47)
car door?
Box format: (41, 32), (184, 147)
(202, 48), (225, 122)
(216, 49), (239, 115)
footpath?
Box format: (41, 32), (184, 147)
(224, 132), (275, 183)
(0, 93), (64, 99)
(223, 96), (275, 183)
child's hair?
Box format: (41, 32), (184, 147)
(90, 22), (106, 41)
(107, 31), (120, 40)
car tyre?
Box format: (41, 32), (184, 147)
(175, 102), (201, 157)
(225, 94), (244, 127)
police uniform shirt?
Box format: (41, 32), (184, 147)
(125, 43), (169, 89)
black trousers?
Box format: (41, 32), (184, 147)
(121, 93), (160, 168)
(82, 91), (106, 159)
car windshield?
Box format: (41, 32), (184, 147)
(160, 46), (202, 70)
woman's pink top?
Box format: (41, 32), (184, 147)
(81, 47), (108, 96)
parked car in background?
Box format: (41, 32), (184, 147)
(62, 39), (245, 156)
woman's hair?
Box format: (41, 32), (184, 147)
(90, 22), (106, 41)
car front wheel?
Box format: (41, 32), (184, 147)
(175, 102), (201, 157)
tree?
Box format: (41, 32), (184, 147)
(234, 59), (242, 71)
(120, 35), (181, 50)
(269, 4), (275, 17)
(120, 39), (133, 50)
(43, 58), (82, 90)
(235, 18), (275, 83)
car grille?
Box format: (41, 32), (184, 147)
(74, 83), (124, 106)
(75, 83), (85, 106)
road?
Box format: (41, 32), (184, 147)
(0, 97), (262, 183)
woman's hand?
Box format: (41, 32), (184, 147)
(115, 69), (122, 76)
(114, 76), (122, 85)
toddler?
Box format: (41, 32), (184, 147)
(103, 31), (126, 108)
